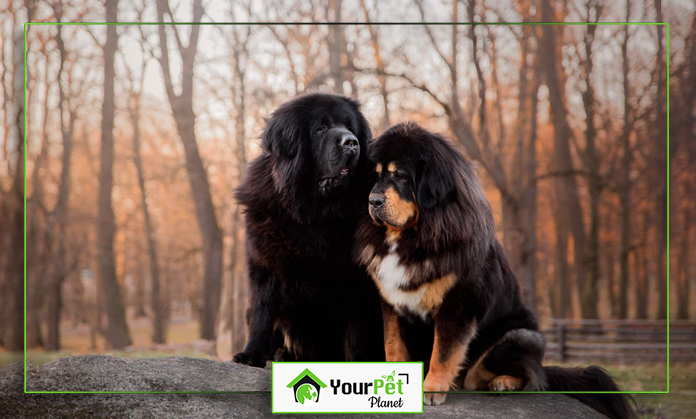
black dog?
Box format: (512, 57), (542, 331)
(354, 122), (634, 418)
(233, 93), (384, 366)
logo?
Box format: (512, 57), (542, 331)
(273, 363), (423, 413)
(286, 368), (328, 404)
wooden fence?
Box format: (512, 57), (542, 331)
(541, 319), (696, 363)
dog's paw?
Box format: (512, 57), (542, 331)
(488, 375), (523, 392)
(423, 374), (450, 405)
(424, 392), (447, 406)
(273, 348), (295, 362)
(232, 351), (267, 368)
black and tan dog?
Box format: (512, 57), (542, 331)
(354, 122), (634, 418)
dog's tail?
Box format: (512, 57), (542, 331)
(543, 365), (636, 419)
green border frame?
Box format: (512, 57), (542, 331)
(22, 21), (670, 396)
(271, 361), (424, 414)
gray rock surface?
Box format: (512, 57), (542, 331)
(0, 355), (605, 418)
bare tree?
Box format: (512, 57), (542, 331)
(328, 0), (345, 94)
(98, 0), (132, 349)
(358, 0), (391, 132)
(672, 13), (696, 320)
(634, 210), (649, 319)
(577, 1), (601, 319)
(2, 24), (26, 351)
(124, 26), (166, 342)
(223, 18), (250, 354)
(45, 1), (77, 349)
(540, 0), (589, 318)
(155, 0), (223, 340)
(617, 1), (632, 319)
(25, 35), (52, 349)
(654, 0), (668, 320)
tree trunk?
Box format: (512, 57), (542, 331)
(539, 1), (587, 318)
(2, 27), (27, 352)
(617, 3), (632, 320)
(359, 0), (390, 131)
(617, 177), (630, 320)
(519, 73), (540, 320)
(129, 96), (165, 342)
(676, 207), (691, 319)
(672, 5), (696, 319)
(44, 7), (76, 351)
(654, 0), (668, 320)
(230, 34), (248, 355)
(25, 214), (44, 348)
(580, 18), (600, 319)
(604, 237), (617, 318)
(97, 0), (132, 349)
(328, 0), (345, 94)
(553, 205), (571, 318)
(156, 0), (222, 341)
(26, 69), (51, 348)
(634, 211), (649, 319)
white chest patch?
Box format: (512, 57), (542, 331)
(376, 250), (429, 319)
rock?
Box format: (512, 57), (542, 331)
(0, 355), (605, 418)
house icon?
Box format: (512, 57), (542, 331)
(286, 368), (328, 404)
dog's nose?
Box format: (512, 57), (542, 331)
(340, 135), (359, 154)
(369, 194), (385, 208)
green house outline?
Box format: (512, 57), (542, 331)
(286, 368), (328, 389)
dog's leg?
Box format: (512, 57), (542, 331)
(233, 262), (276, 368)
(382, 301), (410, 362)
(423, 319), (476, 405)
(346, 280), (387, 361)
(476, 328), (547, 391)
(463, 349), (497, 390)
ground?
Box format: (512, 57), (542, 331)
(1, 316), (692, 418)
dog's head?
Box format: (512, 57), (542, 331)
(367, 122), (494, 242)
(262, 93), (372, 198)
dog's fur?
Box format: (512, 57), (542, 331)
(354, 122), (635, 418)
(233, 93), (384, 366)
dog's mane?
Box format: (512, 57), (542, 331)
(236, 155), (369, 224)
(235, 94), (371, 225)
(418, 128), (495, 278)
(365, 122), (497, 279)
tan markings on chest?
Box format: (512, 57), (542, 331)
(418, 273), (457, 312)
(361, 243), (456, 318)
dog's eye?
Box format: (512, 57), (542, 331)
(316, 125), (327, 133)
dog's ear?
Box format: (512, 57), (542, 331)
(416, 158), (454, 209)
(262, 111), (300, 158)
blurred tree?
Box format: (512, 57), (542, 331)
(358, 0), (391, 132)
(122, 16), (167, 343)
(671, 14), (696, 320)
(540, 0), (588, 318)
(327, 0), (346, 94)
(223, 17), (250, 355)
(577, 0), (601, 319)
(97, 0), (132, 349)
(1, 1), (34, 351)
(45, 1), (76, 350)
(155, 0), (223, 341)
(654, 0), (668, 320)
(618, 0), (633, 320)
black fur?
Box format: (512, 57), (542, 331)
(233, 93), (384, 366)
(355, 122), (635, 418)
(545, 366), (636, 419)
